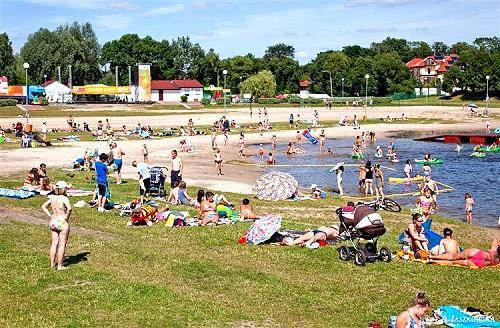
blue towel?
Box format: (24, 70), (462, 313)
(0, 188), (36, 199)
(439, 305), (500, 327)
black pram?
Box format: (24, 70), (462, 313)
(149, 167), (168, 197)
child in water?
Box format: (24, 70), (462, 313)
(258, 144), (264, 164)
(267, 153), (275, 165)
(464, 193), (474, 224)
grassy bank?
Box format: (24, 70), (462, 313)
(0, 170), (498, 327)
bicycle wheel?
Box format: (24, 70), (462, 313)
(382, 198), (401, 212)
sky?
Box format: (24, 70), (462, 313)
(1, 0), (499, 64)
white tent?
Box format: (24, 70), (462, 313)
(44, 81), (72, 103)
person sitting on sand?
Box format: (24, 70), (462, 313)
(429, 238), (499, 268)
(199, 191), (219, 225)
(431, 228), (460, 256)
(395, 292), (430, 328)
(404, 213), (429, 253)
(25, 167), (42, 186)
(41, 181), (72, 271)
(283, 225), (339, 249)
(240, 198), (257, 219)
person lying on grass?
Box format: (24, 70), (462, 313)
(283, 225), (339, 249)
(429, 238), (499, 268)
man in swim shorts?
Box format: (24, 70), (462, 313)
(110, 142), (125, 184)
(95, 153), (109, 213)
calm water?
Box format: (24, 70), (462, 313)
(254, 138), (499, 227)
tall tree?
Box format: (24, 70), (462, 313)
(264, 43), (295, 59)
(240, 70), (276, 98)
(431, 41), (449, 56)
(371, 37), (413, 62)
(408, 41), (432, 59)
(0, 33), (15, 78)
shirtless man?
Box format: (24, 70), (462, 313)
(432, 228), (460, 255)
(170, 150), (183, 187)
(41, 181), (72, 270)
(284, 225), (339, 249)
(110, 142), (125, 184)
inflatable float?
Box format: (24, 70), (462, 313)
(302, 130), (318, 145)
(389, 176), (424, 183)
(351, 153), (364, 159)
(478, 146), (500, 153)
(470, 152), (486, 158)
(414, 159), (443, 165)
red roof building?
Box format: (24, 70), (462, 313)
(406, 54), (459, 84)
(151, 79), (203, 90)
(150, 79), (204, 102)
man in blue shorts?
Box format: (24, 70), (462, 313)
(95, 153), (109, 212)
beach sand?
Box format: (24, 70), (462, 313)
(2, 104), (497, 194)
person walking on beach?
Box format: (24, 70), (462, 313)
(42, 181), (72, 271)
(214, 149), (223, 175)
(464, 193), (474, 224)
(485, 120), (491, 133)
(95, 153), (109, 213)
(110, 142), (125, 184)
(170, 150), (183, 187)
(289, 113), (294, 128)
(142, 144), (149, 164)
(210, 128), (217, 150)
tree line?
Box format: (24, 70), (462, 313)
(0, 22), (498, 98)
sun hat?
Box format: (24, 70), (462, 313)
(55, 181), (68, 189)
(310, 184), (317, 189)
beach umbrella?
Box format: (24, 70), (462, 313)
(246, 214), (282, 245)
(329, 161), (345, 173)
(253, 171), (298, 201)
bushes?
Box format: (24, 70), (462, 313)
(180, 95), (188, 102)
(257, 98), (281, 104)
(201, 98), (210, 105)
(285, 95), (301, 104)
(372, 97), (392, 105)
(215, 96), (232, 105)
(0, 99), (17, 106)
(302, 98), (323, 105)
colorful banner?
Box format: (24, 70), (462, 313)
(72, 85), (130, 95)
(138, 64), (151, 102)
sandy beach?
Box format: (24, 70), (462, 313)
(1, 105), (498, 194)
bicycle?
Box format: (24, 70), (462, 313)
(360, 197), (401, 212)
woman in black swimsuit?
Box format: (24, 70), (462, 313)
(364, 160), (374, 195)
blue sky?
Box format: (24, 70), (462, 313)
(1, 0), (499, 64)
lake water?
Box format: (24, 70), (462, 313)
(254, 137), (499, 227)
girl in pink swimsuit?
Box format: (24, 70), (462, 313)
(430, 238), (500, 268)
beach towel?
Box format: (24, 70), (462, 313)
(439, 305), (500, 327)
(0, 188), (36, 199)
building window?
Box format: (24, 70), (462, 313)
(427, 68), (431, 75)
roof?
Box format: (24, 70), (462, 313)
(299, 80), (311, 87)
(406, 58), (423, 68)
(42, 80), (56, 87)
(151, 79), (203, 90)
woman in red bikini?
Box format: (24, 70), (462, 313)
(429, 238), (499, 268)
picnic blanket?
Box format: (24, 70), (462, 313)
(438, 305), (500, 327)
(0, 188), (36, 199)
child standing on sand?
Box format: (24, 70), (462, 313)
(464, 193), (474, 224)
(142, 144), (149, 164)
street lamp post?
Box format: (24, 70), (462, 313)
(44, 74), (47, 86)
(364, 74), (369, 120)
(486, 75), (490, 115)
(322, 70), (333, 107)
(223, 69), (228, 117)
(341, 77), (345, 98)
(23, 62), (30, 124)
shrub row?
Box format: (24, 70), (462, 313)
(0, 99), (17, 106)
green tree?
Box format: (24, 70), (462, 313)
(342, 45), (373, 58)
(408, 41), (432, 59)
(240, 70), (276, 98)
(264, 43), (295, 59)
(306, 51), (350, 96)
(449, 42), (473, 55)
(170, 36), (206, 79)
(265, 56), (300, 93)
(0, 33), (15, 78)
(371, 37), (413, 62)
(431, 41), (449, 55)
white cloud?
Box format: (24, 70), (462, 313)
(295, 51), (308, 58)
(142, 4), (185, 16)
(356, 27), (398, 33)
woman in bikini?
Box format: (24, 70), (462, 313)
(199, 191), (219, 225)
(415, 188), (435, 220)
(214, 149), (223, 175)
(319, 129), (326, 152)
(395, 292), (430, 328)
(41, 181), (72, 270)
(429, 238), (499, 268)
(283, 225), (339, 248)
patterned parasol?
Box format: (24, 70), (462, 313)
(246, 214), (282, 245)
(253, 171), (298, 201)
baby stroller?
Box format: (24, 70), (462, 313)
(336, 204), (391, 266)
(149, 167), (168, 197)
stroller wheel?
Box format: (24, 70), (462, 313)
(379, 247), (392, 262)
(354, 250), (367, 266)
(339, 246), (350, 261)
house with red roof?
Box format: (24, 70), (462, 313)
(151, 79), (203, 102)
(406, 54), (459, 84)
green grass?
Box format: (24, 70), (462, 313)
(393, 95), (500, 108)
(0, 170), (498, 327)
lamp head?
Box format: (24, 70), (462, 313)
(486, 75), (490, 80)
(222, 69), (227, 75)
(23, 62), (30, 69)
(365, 74), (370, 79)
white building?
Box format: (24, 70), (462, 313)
(151, 80), (203, 102)
(44, 80), (72, 103)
